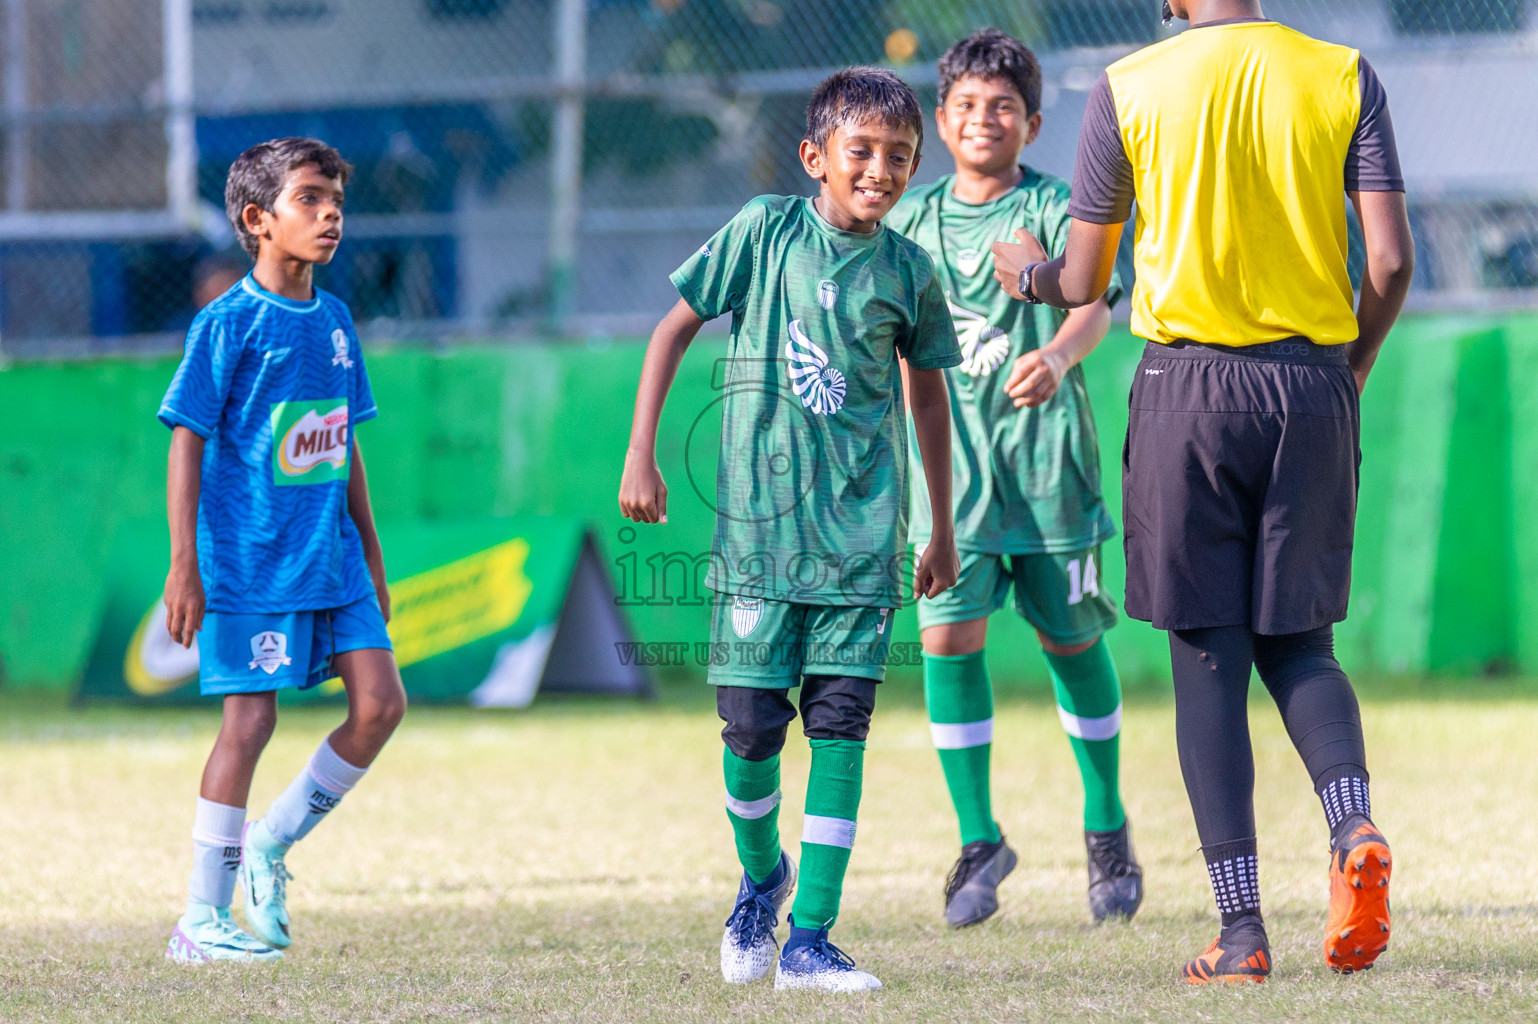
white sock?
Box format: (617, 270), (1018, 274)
(188, 797), (245, 908)
(256, 739), (368, 850)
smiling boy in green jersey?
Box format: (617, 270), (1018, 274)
(620, 68), (961, 992)
(886, 28), (1141, 928)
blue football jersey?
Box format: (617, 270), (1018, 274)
(158, 274), (378, 613)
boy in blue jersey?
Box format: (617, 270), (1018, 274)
(159, 138), (406, 963)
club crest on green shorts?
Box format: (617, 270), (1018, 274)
(732, 596), (764, 638)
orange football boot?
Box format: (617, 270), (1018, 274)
(1183, 917), (1270, 984)
(1325, 820), (1392, 973)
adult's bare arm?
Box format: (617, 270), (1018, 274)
(992, 219), (1124, 309)
(1347, 190), (1415, 394)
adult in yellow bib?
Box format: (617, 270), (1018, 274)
(992, 0), (1415, 985)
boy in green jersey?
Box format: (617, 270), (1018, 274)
(886, 28), (1142, 928)
(620, 67), (962, 993)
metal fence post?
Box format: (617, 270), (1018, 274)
(163, 0), (197, 230)
(5, 0), (26, 213)
(547, 0), (588, 336)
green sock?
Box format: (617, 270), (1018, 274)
(723, 747), (782, 884)
(1043, 638), (1126, 833)
(790, 738), (864, 928)
(924, 651), (1001, 846)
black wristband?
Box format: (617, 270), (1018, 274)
(1018, 262), (1045, 305)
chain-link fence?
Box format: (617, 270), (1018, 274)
(0, 0), (1534, 356)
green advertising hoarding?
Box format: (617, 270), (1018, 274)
(77, 516), (648, 706)
(4, 317), (1535, 693)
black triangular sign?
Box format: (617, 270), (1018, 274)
(470, 532), (651, 706)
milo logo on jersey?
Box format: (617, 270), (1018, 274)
(270, 399), (350, 485)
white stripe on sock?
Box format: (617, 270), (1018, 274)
(930, 717), (994, 749)
(725, 789), (781, 820)
(802, 814), (857, 849)
(1057, 702), (1122, 741)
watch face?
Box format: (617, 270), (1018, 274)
(1019, 264), (1041, 304)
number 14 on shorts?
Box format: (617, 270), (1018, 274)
(1067, 554), (1100, 606)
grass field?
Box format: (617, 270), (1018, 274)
(0, 680), (1535, 1023)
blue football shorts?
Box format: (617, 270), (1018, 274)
(198, 594), (392, 696)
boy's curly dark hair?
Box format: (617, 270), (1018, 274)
(938, 28), (1042, 116)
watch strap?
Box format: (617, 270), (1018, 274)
(1019, 262), (1045, 304)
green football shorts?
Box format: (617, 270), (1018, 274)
(915, 546), (1118, 644)
(706, 594), (895, 688)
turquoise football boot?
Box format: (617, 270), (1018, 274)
(239, 822), (294, 949)
(166, 903), (284, 964)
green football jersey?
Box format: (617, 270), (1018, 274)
(886, 167), (1122, 555)
(671, 195), (962, 607)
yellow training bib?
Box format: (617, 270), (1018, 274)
(1107, 23), (1363, 346)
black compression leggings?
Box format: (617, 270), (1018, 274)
(1169, 625), (1367, 848)
(716, 675), (878, 762)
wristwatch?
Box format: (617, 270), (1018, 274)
(1018, 262), (1045, 304)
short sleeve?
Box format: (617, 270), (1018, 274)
(670, 203), (760, 321)
(1345, 57), (1404, 192)
(1066, 74), (1135, 225)
(352, 334), (378, 426)
(899, 270), (963, 370)
(158, 313), (242, 438)
(1101, 261), (1126, 311)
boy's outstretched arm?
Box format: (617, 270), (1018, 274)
(1004, 296), (1112, 408)
(907, 367), (959, 600)
(165, 426), (205, 648)
(620, 298), (706, 524)
(347, 437), (390, 621)
(1347, 189), (1414, 394)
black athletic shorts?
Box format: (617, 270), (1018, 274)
(1122, 339), (1360, 635)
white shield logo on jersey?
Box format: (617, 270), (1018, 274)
(955, 248), (985, 276)
(732, 597), (764, 638)
(818, 280), (839, 311)
(785, 319), (847, 416)
(248, 631), (293, 675)
(331, 328), (354, 369)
